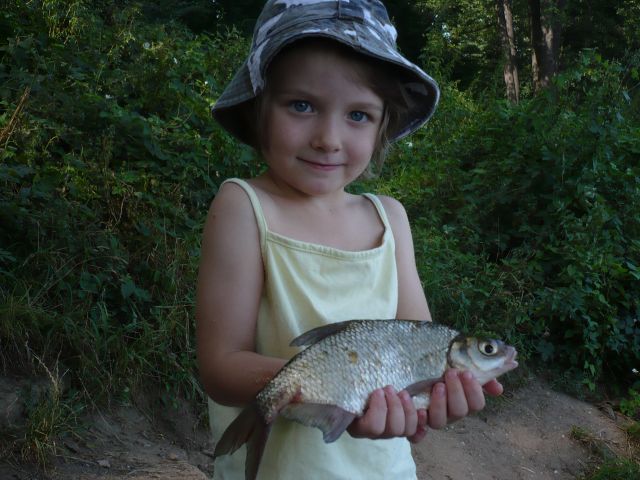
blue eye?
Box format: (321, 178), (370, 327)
(291, 101), (312, 113)
(349, 111), (368, 122)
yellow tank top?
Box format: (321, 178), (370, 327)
(209, 178), (416, 480)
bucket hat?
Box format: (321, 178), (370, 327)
(212, 0), (440, 146)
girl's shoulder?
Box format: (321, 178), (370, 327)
(211, 179), (253, 213)
(375, 195), (410, 226)
(207, 179), (261, 236)
(373, 194), (413, 247)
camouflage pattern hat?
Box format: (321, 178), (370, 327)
(212, 0), (440, 146)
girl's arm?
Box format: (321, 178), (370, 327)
(349, 196), (501, 443)
(196, 182), (285, 406)
(379, 196), (431, 321)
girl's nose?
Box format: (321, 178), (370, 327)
(310, 116), (341, 152)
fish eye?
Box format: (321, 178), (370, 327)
(479, 340), (498, 356)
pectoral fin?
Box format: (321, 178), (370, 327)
(404, 378), (442, 399)
(280, 403), (356, 443)
(411, 392), (431, 410)
(404, 380), (441, 410)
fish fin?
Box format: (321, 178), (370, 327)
(280, 403), (356, 443)
(404, 378), (442, 397)
(412, 392), (431, 410)
(289, 320), (358, 347)
(213, 403), (271, 480)
(246, 418), (271, 480)
(213, 404), (259, 459)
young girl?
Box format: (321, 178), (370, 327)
(196, 1), (503, 478)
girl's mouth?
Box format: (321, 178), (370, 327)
(299, 158), (342, 171)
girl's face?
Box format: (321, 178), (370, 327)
(259, 43), (384, 197)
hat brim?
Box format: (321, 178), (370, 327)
(212, 26), (439, 147)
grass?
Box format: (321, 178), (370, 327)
(10, 357), (84, 467)
(571, 422), (640, 479)
(581, 458), (640, 480)
(627, 422), (640, 445)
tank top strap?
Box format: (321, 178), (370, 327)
(221, 178), (267, 253)
(362, 193), (393, 233)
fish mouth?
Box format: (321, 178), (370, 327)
(503, 345), (518, 370)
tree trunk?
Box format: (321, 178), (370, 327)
(496, 0), (520, 103)
(529, 0), (565, 91)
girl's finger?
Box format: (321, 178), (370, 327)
(382, 386), (404, 437)
(349, 388), (386, 438)
(399, 390), (418, 436)
(460, 371), (485, 413)
(482, 379), (504, 397)
(426, 382), (447, 430)
(408, 408), (428, 443)
(444, 369), (469, 421)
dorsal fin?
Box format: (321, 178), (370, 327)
(289, 320), (360, 347)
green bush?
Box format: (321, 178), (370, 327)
(0, 0), (257, 405)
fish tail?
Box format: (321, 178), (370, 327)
(213, 403), (271, 480)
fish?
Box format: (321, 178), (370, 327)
(213, 319), (518, 480)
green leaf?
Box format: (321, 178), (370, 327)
(121, 276), (136, 299)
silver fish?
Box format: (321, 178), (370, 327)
(213, 319), (518, 479)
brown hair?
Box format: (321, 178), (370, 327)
(248, 38), (412, 178)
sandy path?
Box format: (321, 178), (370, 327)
(0, 377), (631, 479)
(413, 379), (627, 479)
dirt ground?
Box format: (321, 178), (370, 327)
(0, 375), (635, 480)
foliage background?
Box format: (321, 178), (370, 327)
(1, 0), (639, 456)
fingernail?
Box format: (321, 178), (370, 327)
(446, 369), (458, 380)
(434, 383), (445, 396)
(385, 385), (396, 395)
(400, 390), (410, 402)
(462, 371), (474, 381)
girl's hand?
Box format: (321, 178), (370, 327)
(348, 371), (503, 443)
(348, 369), (503, 443)
(425, 369), (503, 430)
(348, 386), (427, 443)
